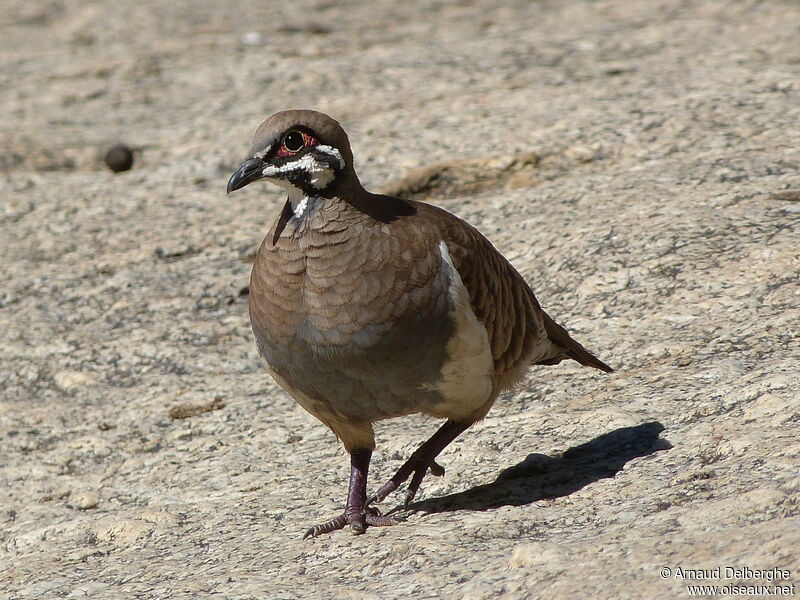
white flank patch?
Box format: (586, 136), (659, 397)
(262, 153), (335, 189)
(429, 241), (494, 418)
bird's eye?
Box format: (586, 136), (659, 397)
(282, 131), (305, 153)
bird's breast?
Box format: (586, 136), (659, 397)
(247, 208), (495, 422)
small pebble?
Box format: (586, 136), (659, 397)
(69, 491), (100, 511)
(565, 145), (596, 163)
(241, 31), (263, 46)
(54, 370), (96, 392)
(104, 144), (134, 172)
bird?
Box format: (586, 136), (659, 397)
(226, 109), (613, 538)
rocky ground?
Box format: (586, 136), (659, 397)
(2, 1), (799, 598)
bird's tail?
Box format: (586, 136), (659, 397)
(539, 311), (614, 373)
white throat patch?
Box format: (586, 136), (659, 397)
(265, 180), (311, 217)
(294, 196), (309, 218)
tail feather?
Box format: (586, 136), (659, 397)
(539, 312), (614, 373)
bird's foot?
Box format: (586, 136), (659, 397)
(367, 457), (446, 508)
(367, 420), (469, 508)
(303, 506), (400, 539)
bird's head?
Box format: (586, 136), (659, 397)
(227, 109), (356, 198)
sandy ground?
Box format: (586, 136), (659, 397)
(2, 1), (799, 598)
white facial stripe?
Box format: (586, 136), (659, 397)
(315, 145), (345, 169)
(261, 153), (335, 189)
(252, 144), (273, 160)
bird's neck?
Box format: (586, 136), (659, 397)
(286, 186), (314, 218)
(277, 174), (416, 228)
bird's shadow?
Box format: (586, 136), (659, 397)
(409, 421), (670, 513)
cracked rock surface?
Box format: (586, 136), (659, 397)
(2, 0), (799, 598)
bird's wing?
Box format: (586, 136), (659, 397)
(418, 202), (613, 377)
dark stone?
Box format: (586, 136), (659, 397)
(104, 144), (134, 172)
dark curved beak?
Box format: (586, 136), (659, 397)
(227, 158), (265, 194)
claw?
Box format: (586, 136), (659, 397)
(367, 459), (447, 507)
(403, 466), (427, 506)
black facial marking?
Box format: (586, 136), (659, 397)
(271, 146), (346, 198)
(272, 199), (295, 245)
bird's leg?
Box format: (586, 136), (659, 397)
(303, 448), (398, 539)
(368, 420), (470, 507)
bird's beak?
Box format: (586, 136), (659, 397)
(227, 157), (265, 194)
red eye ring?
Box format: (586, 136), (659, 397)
(278, 131), (317, 157)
